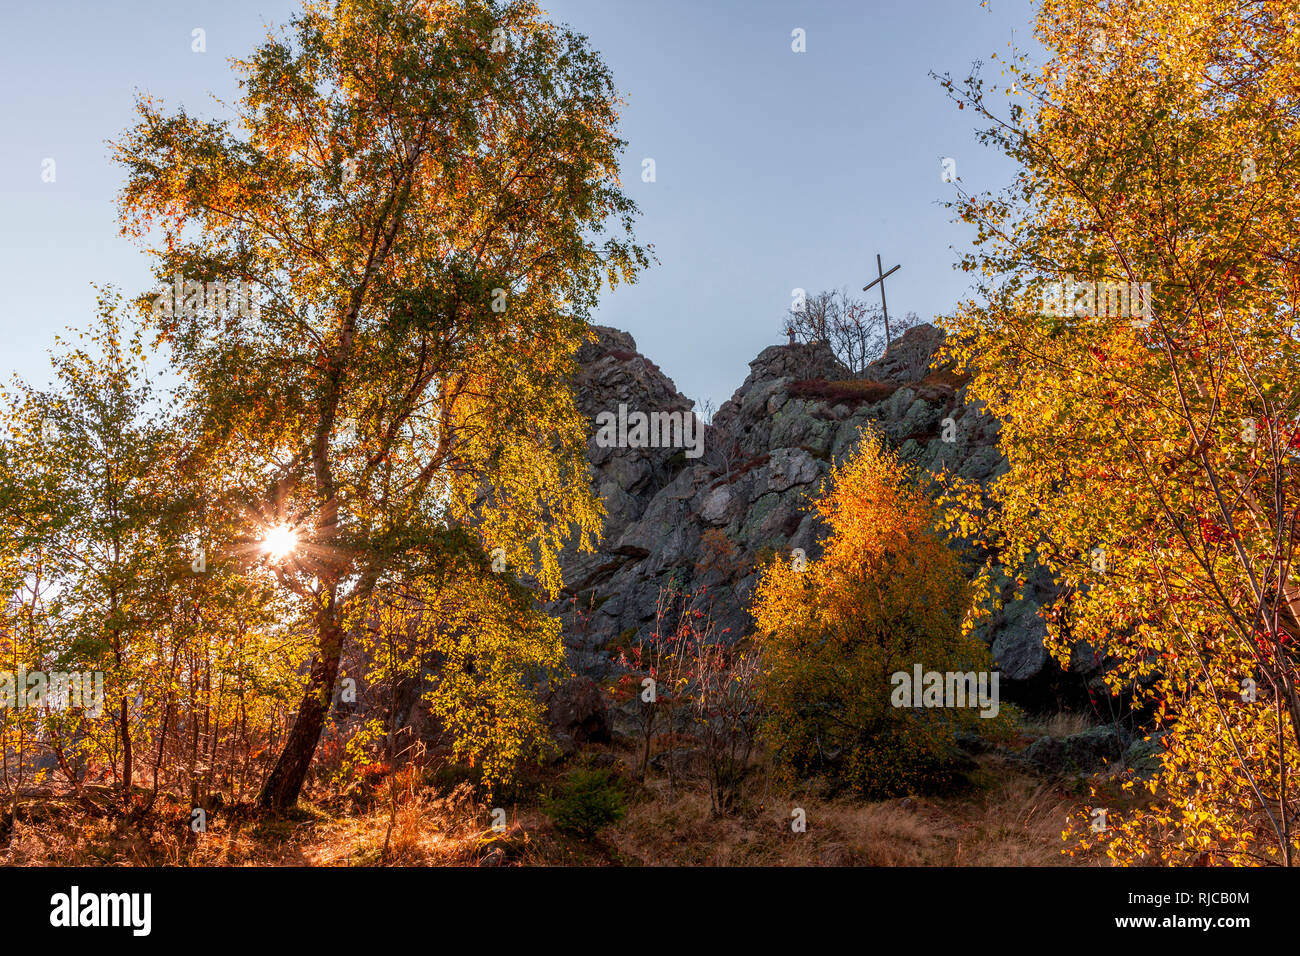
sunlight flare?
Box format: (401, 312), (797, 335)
(261, 524), (299, 561)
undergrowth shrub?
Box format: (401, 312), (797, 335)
(543, 768), (627, 838)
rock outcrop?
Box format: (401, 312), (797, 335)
(550, 323), (1080, 698)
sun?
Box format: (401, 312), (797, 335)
(261, 524), (299, 561)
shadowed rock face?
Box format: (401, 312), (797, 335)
(550, 323), (1084, 696)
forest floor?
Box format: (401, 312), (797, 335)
(1, 725), (1128, 866)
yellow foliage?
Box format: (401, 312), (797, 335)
(752, 431), (1010, 797)
(939, 0), (1300, 864)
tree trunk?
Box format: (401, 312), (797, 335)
(119, 695), (132, 810)
(257, 614), (344, 810)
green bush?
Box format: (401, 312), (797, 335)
(543, 768), (627, 838)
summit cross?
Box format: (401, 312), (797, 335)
(863, 253), (901, 348)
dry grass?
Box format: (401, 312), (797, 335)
(789, 378), (900, 407)
(1, 751), (1101, 867)
(1021, 710), (1098, 739)
(296, 784), (522, 866)
(606, 755), (1092, 866)
(787, 368), (970, 411)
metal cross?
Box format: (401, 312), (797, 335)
(863, 253), (901, 348)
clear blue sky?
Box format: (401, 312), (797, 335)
(0, 0), (1036, 408)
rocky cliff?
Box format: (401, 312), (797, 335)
(550, 324), (1080, 701)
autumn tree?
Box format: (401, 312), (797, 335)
(114, 0), (645, 808)
(752, 432), (1005, 797)
(937, 0), (1300, 863)
(0, 301), (187, 810)
(0, 297), (297, 815)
